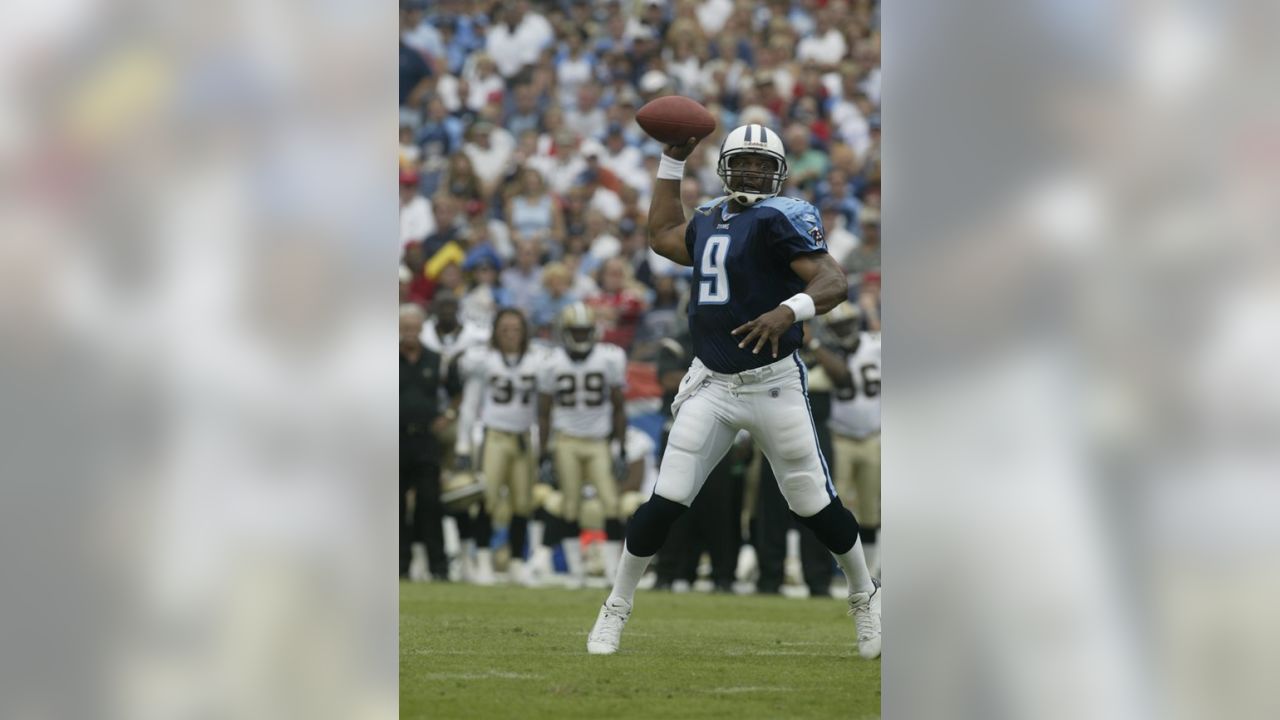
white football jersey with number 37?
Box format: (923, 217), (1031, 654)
(828, 332), (882, 439)
(539, 344), (627, 438)
(459, 344), (548, 434)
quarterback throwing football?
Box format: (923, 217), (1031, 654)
(587, 124), (882, 659)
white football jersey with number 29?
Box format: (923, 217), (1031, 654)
(538, 344), (628, 439)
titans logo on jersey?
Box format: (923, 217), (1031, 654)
(684, 195), (828, 373)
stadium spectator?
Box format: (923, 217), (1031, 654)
(566, 84), (608, 141)
(505, 167), (564, 246)
(530, 261), (579, 336)
(504, 83), (544, 139)
(796, 8), (847, 66)
(421, 194), (465, 263)
(399, 4), (433, 107)
(844, 207), (881, 291)
(401, 242), (435, 306)
(784, 123), (830, 192)
(819, 200), (859, 269)
(399, 170), (434, 247)
(459, 249), (509, 329)
(460, 121), (515, 199)
(400, 124), (421, 171)
(486, 1), (554, 79)
(587, 257), (648, 352)
(501, 240), (545, 311)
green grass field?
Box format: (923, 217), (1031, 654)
(401, 581), (880, 719)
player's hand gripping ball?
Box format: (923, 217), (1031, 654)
(732, 306), (801, 359)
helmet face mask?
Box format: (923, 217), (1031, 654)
(827, 319), (861, 350)
(565, 326), (595, 352)
(717, 124), (789, 206)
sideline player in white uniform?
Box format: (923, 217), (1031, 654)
(454, 308), (546, 585)
(587, 124), (882, 659)
(538, 302), (629, 587)
(809, 302), (882, 578)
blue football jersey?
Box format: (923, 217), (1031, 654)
(684, 195), (828, 373)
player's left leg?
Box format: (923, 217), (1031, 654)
(507, 435), (535, 585)
(583, 439), (623, 582)
(853, 434), (882, 578)
(744, 359), (881, 659)
(588, 383), (739, 655)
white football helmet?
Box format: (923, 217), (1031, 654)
(824, 301), (864, 350)
(558, 301), (598, 355)
(717, 123), (789, 206)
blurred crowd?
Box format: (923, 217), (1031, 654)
(400, 0), (882, 349)
(399, 0), (882, 590)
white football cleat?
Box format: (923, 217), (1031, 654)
(586, 596), (632, 655)
(848, 578), (882, 660)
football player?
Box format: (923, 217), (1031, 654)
(587, 125), (881, 659)
(538, 302), (629, 588)
(809, 302), (882, 578)
(454, 308), (546, 586)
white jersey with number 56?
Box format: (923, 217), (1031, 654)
(828, 332), (882, 439)
(539, 344), (627, 438)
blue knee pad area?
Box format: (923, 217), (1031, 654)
(794, 498), (860, 555)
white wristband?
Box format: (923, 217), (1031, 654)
(780, 293), (816, 322)
(656, 154), (686, 181)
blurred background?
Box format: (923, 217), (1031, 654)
(1, 0), (1277, 718)
(885, 1), (1280, 719)
(397, 0), (881, 340)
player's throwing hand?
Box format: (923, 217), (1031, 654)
(662, 136), (700, 161)
(731, 306), (800, 359)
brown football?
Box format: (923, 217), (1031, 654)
(636, 95), (717, 146)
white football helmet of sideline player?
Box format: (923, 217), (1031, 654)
(558, 301), (598, 356)
(716, 123), (790, 206)
(823, 301), (865, 351)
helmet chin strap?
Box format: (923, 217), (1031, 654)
(727, 188), (771, 206)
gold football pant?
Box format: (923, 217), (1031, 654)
(553, 433), (619, 524)
(833, 432), (881, 527)
(481, 428), (534, 517)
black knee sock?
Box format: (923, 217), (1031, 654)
(626, 495), (688, 557)
(859, 525), (879, 546)
(452, 511), (473, 541)
(510, 515), (529, 560)
(563, 520), (581, 542)
(537, 508), (562, 546)
(605, 518), (625, 542)
(793, 499), (860, 555)
(474, 510), (493, 550)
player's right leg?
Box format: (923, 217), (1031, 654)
(472, 431), (512, 586)
(587, 389), (738, 655)
(555, 437), (587, 587)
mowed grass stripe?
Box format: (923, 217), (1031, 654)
(401, 582), (880, 719)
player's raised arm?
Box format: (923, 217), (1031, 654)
(645, 137), (699, 267)
(733, 252), (850, 358)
